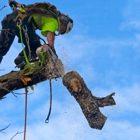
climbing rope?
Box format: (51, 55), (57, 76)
(23, 87), (28, 140)
(18, 22), (34, 70)
(22, 26), (32, 60)
(45, 79), (53, 123)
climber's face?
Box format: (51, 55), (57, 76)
(59, 22), (67, 34)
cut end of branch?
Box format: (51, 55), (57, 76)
(70, 78), (82, 92)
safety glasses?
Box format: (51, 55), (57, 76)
(60, 15), (70, 24)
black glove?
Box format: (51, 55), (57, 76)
(0, 55), (3, 63)
(8, 0), (18, 7)
(51, 46), (58, 58)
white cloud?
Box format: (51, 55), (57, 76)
(120, 20), (140, 31)
(121, 0), (140, 30)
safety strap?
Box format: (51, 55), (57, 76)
(27, 15), (39, 29)
(22, 26), (31, 60)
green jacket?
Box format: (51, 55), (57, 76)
(32, 13), (59, 37)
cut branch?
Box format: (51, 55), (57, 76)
(62, 71), (116, 130)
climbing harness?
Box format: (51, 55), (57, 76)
(17, 20), (45, 70)
(22, 25), (31, 60)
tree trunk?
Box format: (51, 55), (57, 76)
(0, 46), (65, 99)
(62, 71), (116, 130)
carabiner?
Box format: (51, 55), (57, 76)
(17, 18), (22, 27)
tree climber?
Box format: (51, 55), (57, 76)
(0, 0), (73, 69)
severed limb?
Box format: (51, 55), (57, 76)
(62, 71), (116, 130)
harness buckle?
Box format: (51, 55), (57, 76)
(17, 18), (22, 26)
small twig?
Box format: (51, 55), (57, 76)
(12, 92), (33, 97)
(0, 86), (16, 93)
(10, 131), (24, 140)
(0, 86), (33, 99)
(0, 5), (7, 11)
(0, 86), (17, 99)
(0, 124), (10, 133)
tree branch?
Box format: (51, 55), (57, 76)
(0, 58), (62, 99)
(10, 131), (24, 140)
(0, 124), (10, 133)
(63, 71), (116, 130)
(0, 5), (7, 11)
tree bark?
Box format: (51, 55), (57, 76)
(0, 58), (62, 99)
(63, 71), (116, 130)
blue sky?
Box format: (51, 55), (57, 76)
(0, 0), (140, 140)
